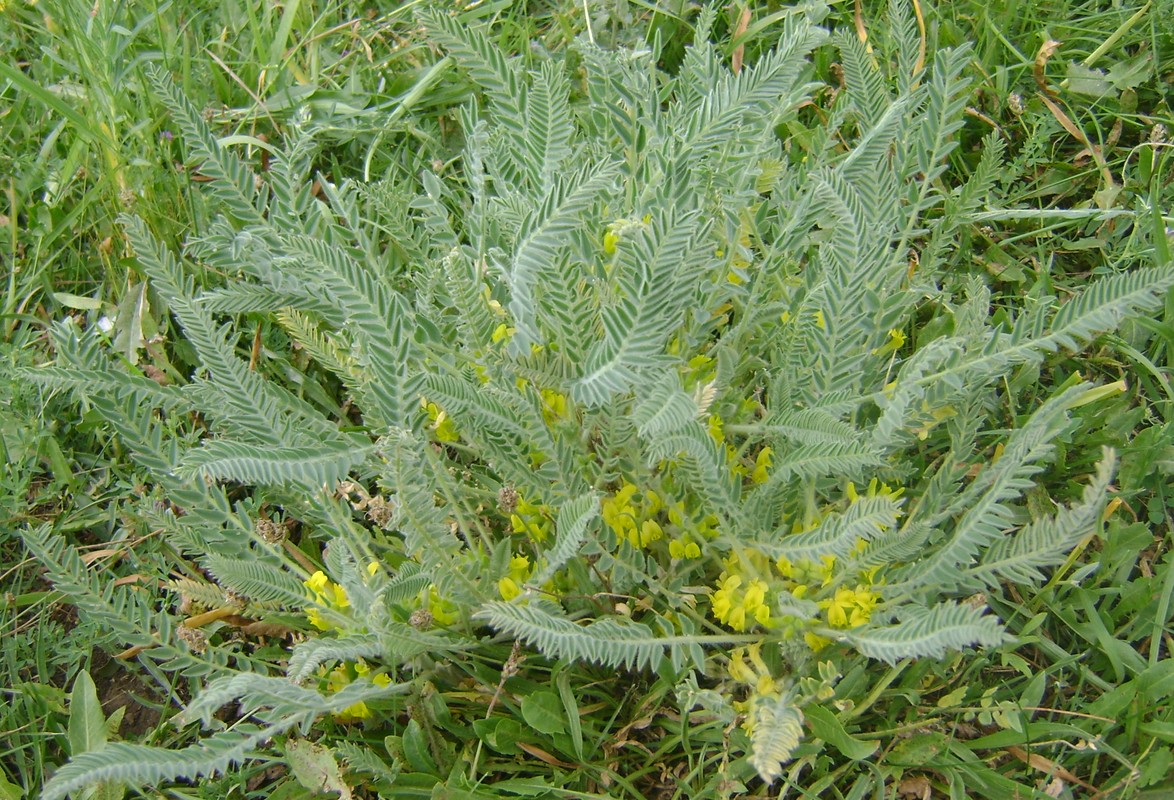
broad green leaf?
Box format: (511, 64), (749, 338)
(1065, 62), (1111, 97)
(521, 691), (566, 736)
(52, 292), (104, 311)
(284, 739), (352, 800)
(110, 282), (150, 367)
(555, 668), (584, 760)
(1139, 722), (1174, 743)
(0, 776), (22, 800)
(401, 720), (440, 776)
(472, 717), (525, 755)
(804, 704), (878, 761)
(67, 671), (108, 757)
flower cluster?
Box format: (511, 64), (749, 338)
(324, 660), (392, 722)
(421, 398), (459, 443)
(304, 563), (382, 632)
(776, 551), (883, 650)
(751, 447), (773, 485)
(726, 643), (786, 744)
(304, 570), (351, 632)
(601, 481), (664, 549)
(712, 574), (772, 631)
(681, 353), (716, 389)
(665, 500), (715, 560)
(728, 643), (779, 698)
(668, 536), (702, 560)
(540, 389), (568, 425)
(774, 555), (836, 599)
(705, 415), (772, 485)
(424, 584), (459, 627)
(510, 496), (552, 542)
(715, 218), (754, 285)
(711, 551), (776, 631)
(820, 585), (881, 629)
(709, 483), (897, 644)
(497, 554), (533, 601)
(845, 477), (905, 507)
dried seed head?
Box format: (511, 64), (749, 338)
(256, 518), (285, 544)
(502, 640), (524, 678)
(1008, 92), (1024, 116)
(497, 486), (520, 515)
(366, 495), (394, 528)
(1151, 123), (1169, 145)
(177, 626), (208, 655)
(409, 608), (433, 630)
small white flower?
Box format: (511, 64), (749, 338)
(96, 316), (114, 333)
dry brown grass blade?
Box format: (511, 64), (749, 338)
(731, 6), (751, 75)
(1034, 40), (1062, 97)
(184, 606), (238, 628)
(516, 741), (577, 768)
(1006, 745), (1097, 792)
(1036, 92), (1116, 190)
(854, 0), (872, 53)
(911, 0), (927, 76)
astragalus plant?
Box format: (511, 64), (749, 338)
(25, 5), (1172, 797)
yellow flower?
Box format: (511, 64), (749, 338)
(306, 571), (329, 594)
(819, 586), (880, 629)
(751, 447), (773, 485)
(845, 477), (905, 505)
(818, 555), (836, 586)
(728, 647), (754, 684)
(498, 577), (522, 601)
(775, 555), (835, 587)
(422, 399), (460, 442)
(304, 571), (350, 631)
(728, 644), (779, 697)
(823, 589), (853, 628)
(683, 354), (716, 389)
(510, 497), (552, 542)
(639, 519), (664, 548)
(915, 403), (957, 441)
(707, 415), (725, 444)
(602, 482), (663, 550)
(871, 328), (907, 356)
(426, 584), (459, 626)
(498, 555), (532, 601)
(711, 574), (772, 631)
(540, 389), (568, 424)
(491, 322), (515, 343)
(804, 631), (832, 651)
(728, 644), (779, 733)
(669, 537), (702, 559)
(328, 661), (392, 722)
(712, 574), (740, 627)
